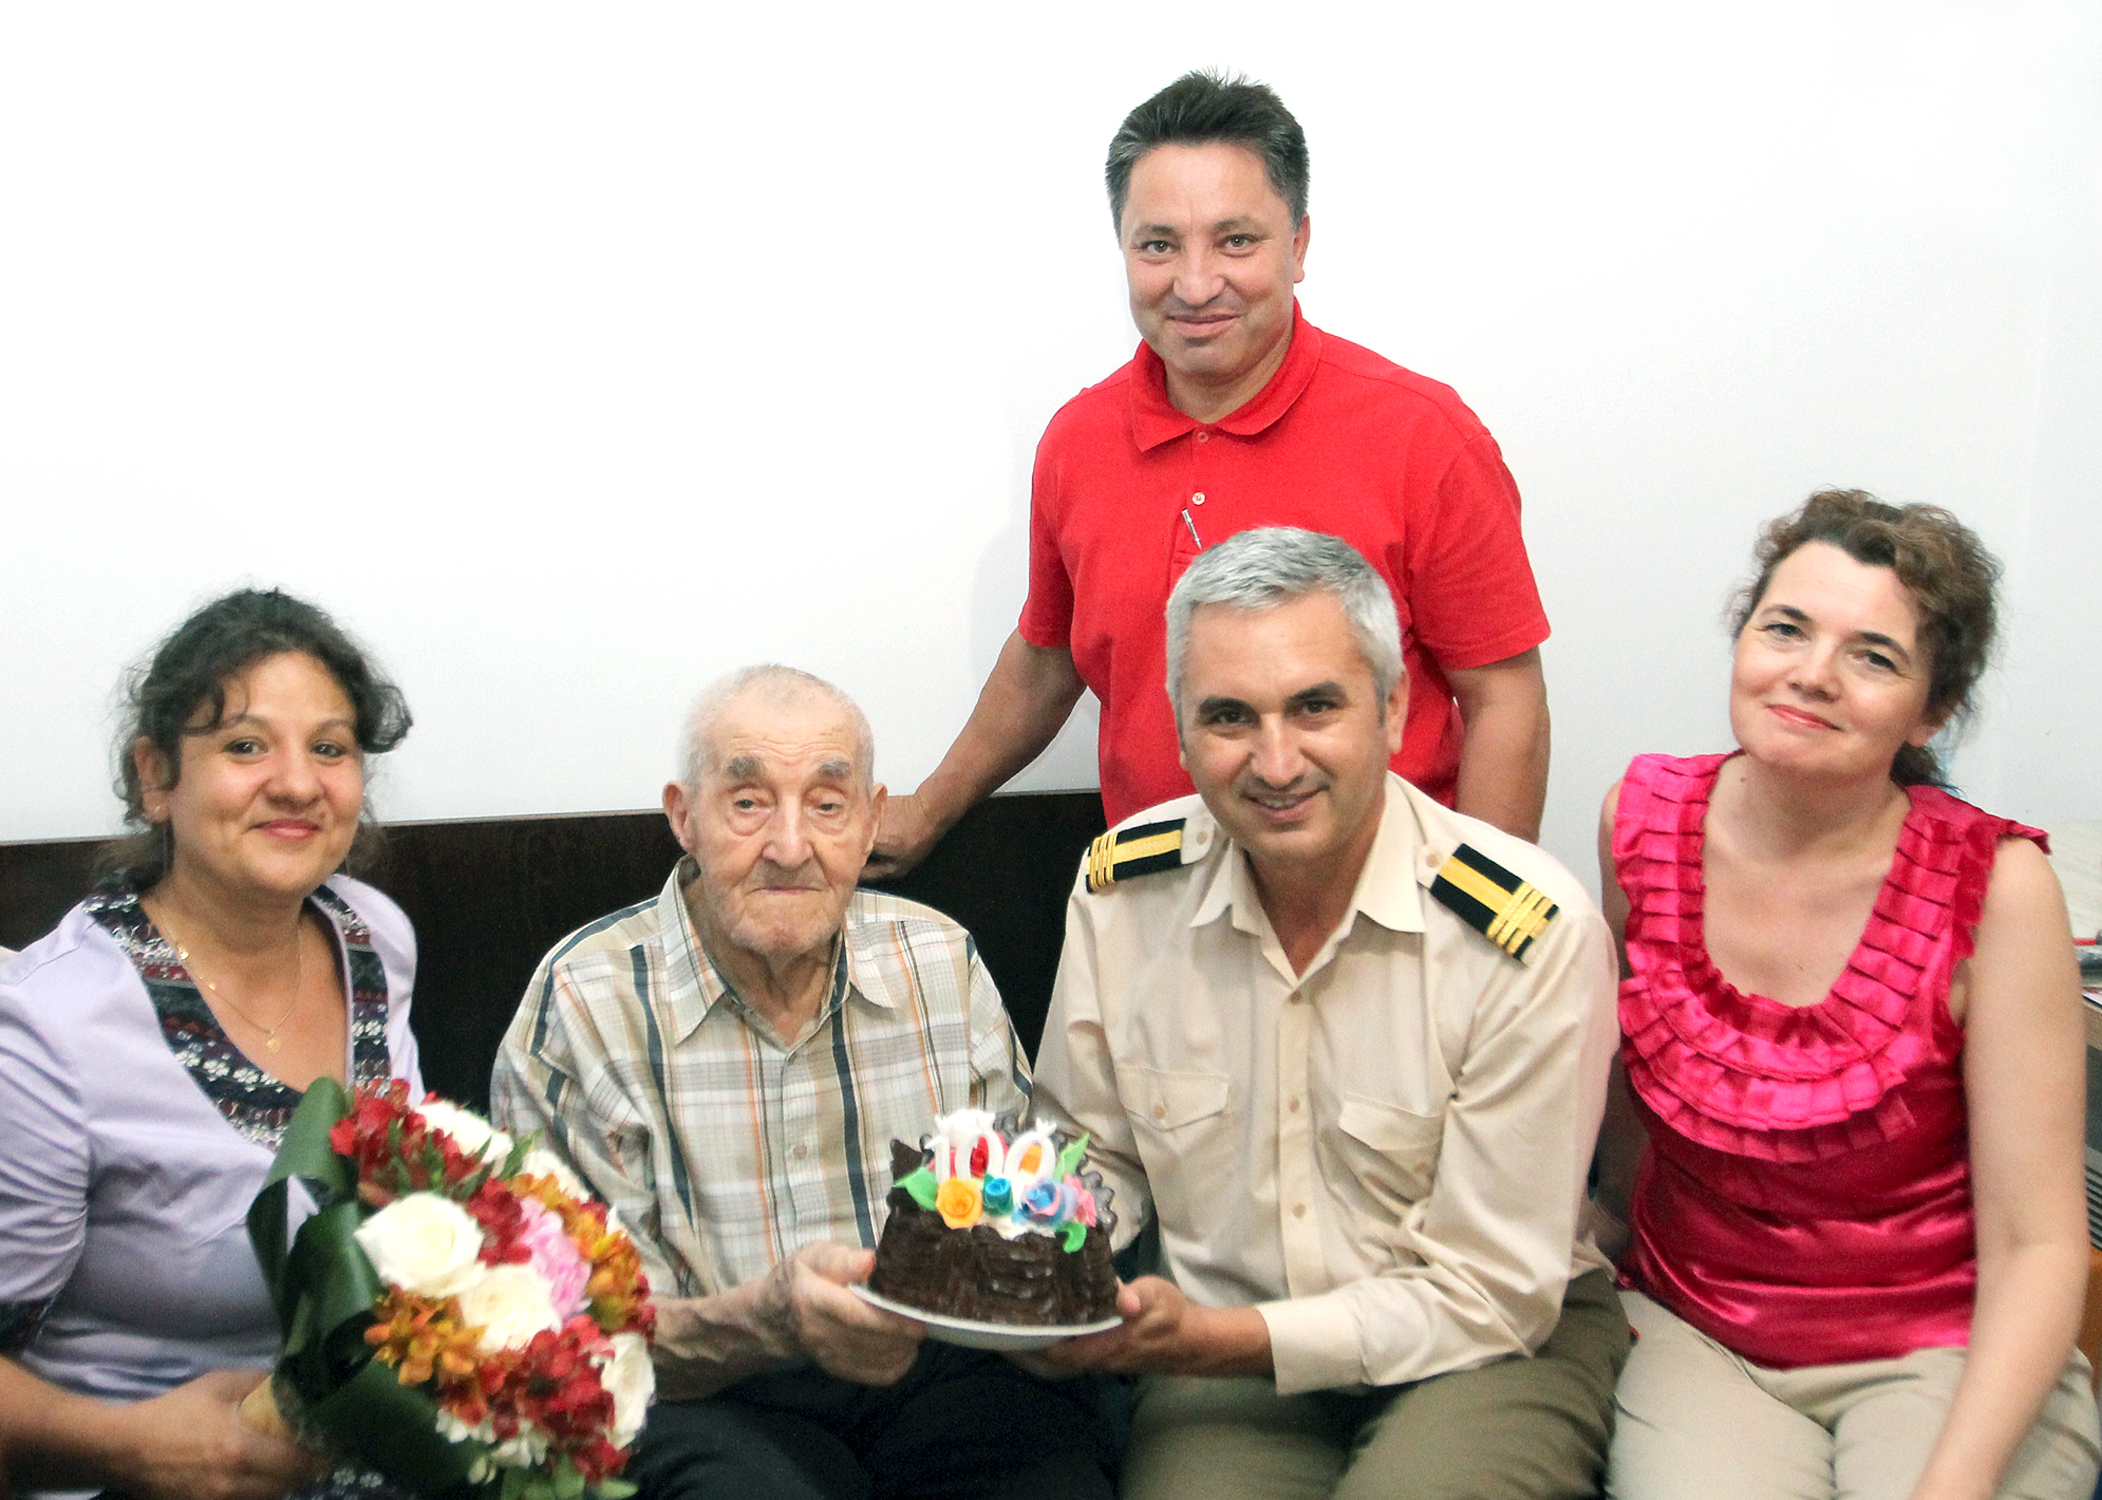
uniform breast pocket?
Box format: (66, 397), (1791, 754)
(1124, 1067), (1231, 1232)
(1323, 1094), (1447, 1221)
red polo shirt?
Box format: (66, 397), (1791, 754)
(1020, 305), (1548, 826)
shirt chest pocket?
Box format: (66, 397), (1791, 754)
(1323, 1094), (1447, 1219)
(1124, 1067), (1231, 1234)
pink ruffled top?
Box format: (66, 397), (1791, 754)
(1613, 752), (2046, 1369)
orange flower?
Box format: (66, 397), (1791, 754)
(364, 1288), (483, 1388)
(935, 1176), (982, 1229)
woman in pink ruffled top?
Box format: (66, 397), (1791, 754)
(1598, 492), (2099, 1500)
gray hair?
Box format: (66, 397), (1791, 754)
(1164, 528), (1402, 723)
(676, 665), (875, 790)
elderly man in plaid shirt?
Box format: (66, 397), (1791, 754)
(493, 665), (1119, 1500)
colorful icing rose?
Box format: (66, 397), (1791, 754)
(1017, 1178), (1066, 1227)
(936, 1176), (983, 1228)
(981, 1175), (1014, 1216)
(1062, 1174), (1098, 1227)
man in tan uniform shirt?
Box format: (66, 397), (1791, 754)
(1035, 527), (1628, 1500)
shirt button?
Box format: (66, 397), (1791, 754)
(1287, 1097), (1301, 1113)
(1288, 991), (1304, 1005)
(1191, 492), (1206, 505)
(1153, 1103), (1168, 1123)
(1292, 1202), (1307, 1219)
(792, 1144), (808, 1160)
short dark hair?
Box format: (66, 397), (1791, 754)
(104, 588), (412, 887)
(1729, 490), (1999, 789)
(1106, 70), (1309, 230)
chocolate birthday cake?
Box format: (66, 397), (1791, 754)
(868, 1110), (1118, 1327)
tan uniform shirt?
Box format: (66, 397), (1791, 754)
(1033, 775), (1615, 1396)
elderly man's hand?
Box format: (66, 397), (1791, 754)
(780, 1243), (925, 1386)
(863, 793), (944, 883)
(1039, 1277), (1273, 1378)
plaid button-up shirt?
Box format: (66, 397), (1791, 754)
(493, 861), (1030, 1298)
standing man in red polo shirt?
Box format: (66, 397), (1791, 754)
(868, 69), (1551, 877)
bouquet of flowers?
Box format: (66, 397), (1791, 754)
(244, 1078), (655, 1500)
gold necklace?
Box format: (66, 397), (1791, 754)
(160, 918), (306, 1053)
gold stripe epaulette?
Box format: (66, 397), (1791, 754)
(1428, 843), (1558, 961)
(1084, 818), (1186, 894)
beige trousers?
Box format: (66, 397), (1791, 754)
(1120, 1269), (1629, 1500)
(1608, 1290), (2102, 1500)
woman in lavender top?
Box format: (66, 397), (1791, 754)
(0, 591), (422, 1500)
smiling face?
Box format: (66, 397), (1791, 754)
(1731, 541), (1941, 782)
(1177, 591), (1404, 901)
(138, 651), (365, 908)
(1120, 141), (1310, 422)
(665, 686), (883, 974)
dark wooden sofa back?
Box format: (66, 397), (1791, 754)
(0, 792), (1106, 1112)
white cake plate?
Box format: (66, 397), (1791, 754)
(850, 1284), (1124, 1351)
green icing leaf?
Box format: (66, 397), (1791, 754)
(1058, 1219), (1087, 1253)
(898, 1165), (939, 1210)
(1054, 1132), (1089, 1180)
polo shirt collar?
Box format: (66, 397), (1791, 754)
(657, 860), (872, 1046)
(1188, 774), (1425, 939)
(1129, 300), (1322, 452)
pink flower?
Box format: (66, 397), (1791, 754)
(516, 1197), (590, 1317)
(1063, 1175), (1097, 1227)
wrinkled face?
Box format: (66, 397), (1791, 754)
(1120, 141), (1309, 416)
(665, 689), (883, 972)
(1731, 541), (1940, 781)
(1176, 592), (1403, 896)
(139, 651), (365, 904)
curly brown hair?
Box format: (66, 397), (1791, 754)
(103, 589), (412, 888)
(1729, 490), (1999, 788)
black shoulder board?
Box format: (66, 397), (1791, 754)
(1085, 818), (1185, 894)
(1428, 843), (1558, 961)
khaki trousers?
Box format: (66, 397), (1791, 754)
(1607, 1290), (2102, 1500)
(1121, 1268), (1629, 1500)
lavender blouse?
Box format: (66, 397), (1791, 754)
(0, 875), (421, 1407)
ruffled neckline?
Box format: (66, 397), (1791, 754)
(1616, 753), (2030, 1163)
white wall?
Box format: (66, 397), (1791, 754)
(3, 1), (2096, 889)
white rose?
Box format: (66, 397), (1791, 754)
(435, 1409), (495, 1445)
(489, 1431), (549, 1471)
(456, 1263), (563, 1351)
(519, 1147), (588, 1199)
(417, 1100), (514, 1165)
(354, 1193), (488, 1299)
(594, 1332), (654, 1446)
